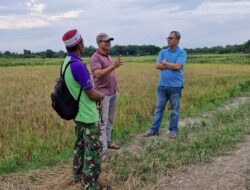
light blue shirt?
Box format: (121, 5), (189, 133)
(157, 47), (187, 87)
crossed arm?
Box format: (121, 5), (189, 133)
(156, 60), (183, 71)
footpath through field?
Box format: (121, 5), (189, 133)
(150, 136), (250, 190)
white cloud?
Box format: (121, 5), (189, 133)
(189, 1), (250, 23)
(0, 16), (51, 29)
(26, 0), (45, 13)
(0, 0), (83, 29)
(0, 0), (250, 51)
(49, 10), (84, 21)
(109, 0), (250, 47)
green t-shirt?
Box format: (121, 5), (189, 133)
(62, 56), (98, 123)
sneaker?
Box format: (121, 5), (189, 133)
(143, 130), (159, 137)
(108, 142), (120, 149)
(168, 131), (177, 139)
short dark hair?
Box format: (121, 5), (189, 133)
(171, 31), (181, 39)
(66, 39), (83, 53)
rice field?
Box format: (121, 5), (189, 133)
(0, 55), (250, 174)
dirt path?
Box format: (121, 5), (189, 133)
(1, 95), (250, 190)
(178, 96), (250, 128)
(150, 136), (250, 190)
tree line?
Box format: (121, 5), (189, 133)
(0, 40), (249, 58)
(185, 39), (250, 54)
(0, 45), (161, 58)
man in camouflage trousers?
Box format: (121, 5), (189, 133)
(62, 29), (105, 189)
(73, 122), (102, 189)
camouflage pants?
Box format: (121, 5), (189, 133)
(73, 121), (102, 190)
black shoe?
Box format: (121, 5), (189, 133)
(143, 130), (159, 137)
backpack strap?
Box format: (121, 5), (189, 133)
(59, 61), (64, 77)
(61, 60), (75, 78)
(76, 86), (82, 103)
(60, 59), (83, 102)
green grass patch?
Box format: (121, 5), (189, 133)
(109, 99), (250, 189)
(188, 53), (250, 64)
(0, 142), (73, 175)
(0, 53), (249, 67)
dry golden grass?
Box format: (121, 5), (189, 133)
(0, 60), (250, 174)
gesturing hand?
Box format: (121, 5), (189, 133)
(113, 55), (124, 69)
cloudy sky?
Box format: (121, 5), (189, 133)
(0, 0), (250, 52)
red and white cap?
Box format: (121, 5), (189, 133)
(62, 29), (83, 47)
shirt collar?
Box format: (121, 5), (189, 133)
(67, 53), (82, 61)
(168, 46), (179, 52)
(96, 49), (109, 57)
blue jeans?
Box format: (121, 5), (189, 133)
(150, 85), (182, 134)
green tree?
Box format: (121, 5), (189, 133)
(23, 49), (32, 58)
(45, 49), (55, 58)
(244, 40), (250, 54)
(3, 51), (12, 57)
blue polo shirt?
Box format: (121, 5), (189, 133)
(157, 47), (187, 87)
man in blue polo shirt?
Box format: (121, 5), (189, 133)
(144, 31), (187, 138)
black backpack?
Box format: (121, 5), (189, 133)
(51, 60), (82, 120)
